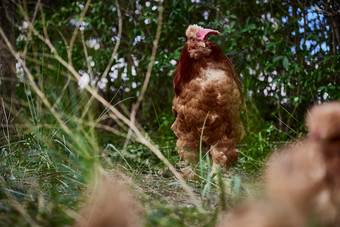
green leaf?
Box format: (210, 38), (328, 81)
(318, 86), (327, 91)
(283, 57), (289, 70)
(230, 21), (235, 29)
(273, 56), (283, 63)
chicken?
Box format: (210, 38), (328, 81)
(305, 101), (340, 225)
(265, 140), (326, 222)
(219, 102), (340, 227)
(265, 101), (340, 226)
(75, 174), (142, 227)
(171, 24), (245, 170)
(217, 200), (304, 227)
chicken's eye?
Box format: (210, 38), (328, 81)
(190, 37), (195, 41)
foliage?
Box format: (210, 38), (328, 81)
(11, 1), (339, 140)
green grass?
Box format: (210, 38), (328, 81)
(0, 114), (280, 226)
(0, 83), (291, 226)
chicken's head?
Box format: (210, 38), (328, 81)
(306, 101), (340, 167)
(306, 102), (340, 143)
(185, 24), (220, 59)
(306, 102), (340, 185)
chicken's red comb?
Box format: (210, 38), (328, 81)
(196, 28), (220, 41)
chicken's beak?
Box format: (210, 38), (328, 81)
(198, 41), (206, 47)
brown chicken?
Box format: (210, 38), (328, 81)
(265, 139), (326, 224)
(265, 101), (340, 226)
(171, 25), (245, 170)
(219, 102), (340, 227)
(306, 101), (340, 225)
(75, 174), (142, 227)
(217, 199), (304, 227)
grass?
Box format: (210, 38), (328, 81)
(0, 114), (280, 226)
(1, 73), (286, 226)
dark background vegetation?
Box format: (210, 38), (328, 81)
(4, 0), (339, 134)
(0, 0), (339, 226)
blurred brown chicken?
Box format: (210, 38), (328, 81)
(265, 101), (340, 226)
(306, 101), (340, 225)
(171, 24), (246, 171)
(219, 102), (340, 227)
(217, 199), (304, 227)
(75, 174), (142, 227)
(265, 140), (326, 225)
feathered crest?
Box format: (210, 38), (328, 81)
(185, 24), (202, 38)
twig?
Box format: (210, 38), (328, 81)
(123, 2), (163, 151)
(81, 0), (123, 120)
(1, 98), (10, 143)
(99, 0), (123, 81)
(68, 0), (92, 65)
(22, 0), (40, 56)
(81, 30), (94, 83)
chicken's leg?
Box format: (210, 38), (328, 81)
(210, 162), (221, 179)
(209, 140), (238, 167)
(180, 164), (196, 180)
